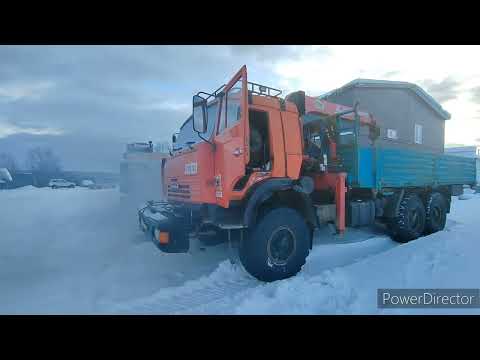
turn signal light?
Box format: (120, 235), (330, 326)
(158, 231), (169, 244)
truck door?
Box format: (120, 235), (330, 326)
(214, 65), (249, 208)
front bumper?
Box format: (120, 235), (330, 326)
(138, 201), (189, 253)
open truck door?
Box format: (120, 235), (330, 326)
(213, 66), (249, 208)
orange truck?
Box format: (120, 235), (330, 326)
(138, 66), (476, 282)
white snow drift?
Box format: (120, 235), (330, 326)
(0, 186), (479, 314)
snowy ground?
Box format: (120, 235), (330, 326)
(1, 186), (479, 314)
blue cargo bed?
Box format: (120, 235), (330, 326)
(339, 147), (477, 190)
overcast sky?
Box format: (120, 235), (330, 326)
(0, 45), (479, 172)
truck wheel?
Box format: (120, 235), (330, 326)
(239, 207), (310, 282)
(424, 192), (447, 235)
(389, 193), (426, 243)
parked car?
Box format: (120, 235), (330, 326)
(48, 179), (75, 189)
(80, 179), (95, 187)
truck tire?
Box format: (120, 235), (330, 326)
(239, 207), (310, 282)
(424, 192), (447, 235)
(389, 193), (426, 243)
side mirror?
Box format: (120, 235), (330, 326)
(172, 133), (177, 143)
(192, 95), (208, 134)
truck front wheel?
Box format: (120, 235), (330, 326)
(424, 192), (447, 234)
(389, 193), (426, 243)
(239, 207), (311, 282)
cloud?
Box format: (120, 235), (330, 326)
(1, 45), (478, 171)
(0, 45), (297, 170)
(229, 45), (301, 63)
(419, 77), (461, 103)
(0, 45), (322, 141)
(0, 118), (64, 138)
(230, 45), (330, 61)
(383, 70), (400, 78)
(470, 86), (480, 104)
(136, 99), (190, 112)
(0, 81), (55, 102)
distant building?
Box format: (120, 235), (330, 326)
(0, 171), (35, 189)
(120, 141), (170, 203)
(319, 79), (451, 153)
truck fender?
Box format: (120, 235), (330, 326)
(243, 178), (293, 228)
(243, 178), (318, 231)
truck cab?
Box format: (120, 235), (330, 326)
(164, 66), (303, 208)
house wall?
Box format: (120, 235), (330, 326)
(323, 86), (446, 153)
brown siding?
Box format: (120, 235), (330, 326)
(324, 86), (445, 153)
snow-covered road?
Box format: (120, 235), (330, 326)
(1, 186), (479, 314)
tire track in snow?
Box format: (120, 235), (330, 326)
(105, 232), (400, 314)
(104, 261), (257, 314)
(106, 221), (463, 314)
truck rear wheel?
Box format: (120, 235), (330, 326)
(424, 192), (447, 235)
(389, 193), (426, 243)
(239, 207), (310, 282)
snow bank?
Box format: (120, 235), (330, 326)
(115, 192), (480, 315)
(1, 185), (480, 314)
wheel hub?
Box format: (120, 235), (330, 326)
(267, 226), (296, 266)
(432, 205), (441, 221)
(409, 208), (420, 229)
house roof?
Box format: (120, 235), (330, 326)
(318, 78), (451, 120)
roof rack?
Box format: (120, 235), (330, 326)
(197, 81), (283, 102)
(248, 81), (282, 98)
(211, 82), (282, 98)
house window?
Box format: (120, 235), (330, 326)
(414, 124), (423, 144)
(387, 128), (398, 140)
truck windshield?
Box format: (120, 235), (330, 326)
(174, 101), (218, 150)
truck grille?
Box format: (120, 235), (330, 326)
(167, 183), (191, 199)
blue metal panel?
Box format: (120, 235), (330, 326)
(338, 147), (378, 188)
(377, 148), (436, 188)
(380, 150), (476, 189)
(357, 148), (375, 188)
(341, 147), (476, 189)
(436, 155), (476, 185)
